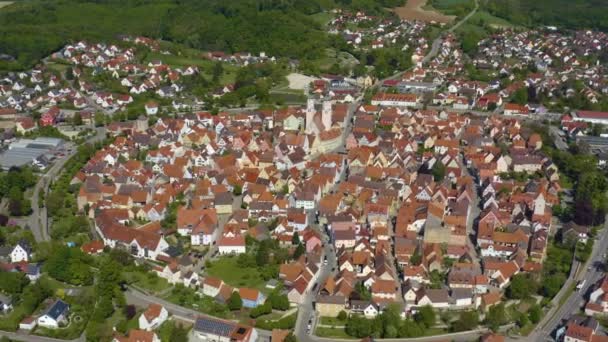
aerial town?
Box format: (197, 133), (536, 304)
(0, 1), (608, 342)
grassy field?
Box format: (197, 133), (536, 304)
(123, 269), (172, 295)
(0, 2), (13, 9)
(205, 255), (267, 291)
(308, 12), (334, 26)
(319, 316), (347, 326)
(315, 326), (354, 339)
(468, 10), (515, 28)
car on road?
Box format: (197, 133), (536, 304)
(323, 256), (328, 265)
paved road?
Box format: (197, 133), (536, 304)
(28, 127), (106, 242)
(530, 219), (608, 341)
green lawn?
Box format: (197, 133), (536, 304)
(315, 326), (354, 339)
(123, 269), (172, 295)
(205, 255), (267, 291)
(319, 316), (346, 326)
(164, 287), (233, 319)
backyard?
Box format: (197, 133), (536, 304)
(205, 255), (268, 291)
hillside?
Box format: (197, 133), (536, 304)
(481, 0), (608, 32)
(0, 0), (406, 72)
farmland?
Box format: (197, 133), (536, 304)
(393, 0), (455, 23)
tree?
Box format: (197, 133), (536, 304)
(507, 274), (537, 299)
(233, 184), (243, 196)
(512, 87), (529, 105)
(250, 301), (272, 318)
(291, 231), (300, 245)
(293, 242), (305, 260)
(410, 249), (422, 266)
(73, 112), (83, 126)
(413, 305), (435, 328)
(528, 304), (542, 324)
(431, 162), (446, 182)
(338, 310), (348, 321)
(269, 292), (290, 311)
(485, 303), (508, 331)
(0, 271), (29, 295)
(228, 292), (242, 311)
(256, 243), (269, 266)
(284, 332), (297, 342)
(451, 311), (478, 332)
(345, 315), (373, 338)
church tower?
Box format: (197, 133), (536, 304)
(306, 98), (315, 132)
(322, 100), (332, 131)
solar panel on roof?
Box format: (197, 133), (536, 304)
(194, 317), (235, 337)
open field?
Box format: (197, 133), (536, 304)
(393, 0), (455, 23)
(0, 2), (13, 9)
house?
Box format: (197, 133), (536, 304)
(95, 211), (169, 261)
(572, 110), (608, 125)
(562, 222), (589, 244)
(202, 276), (224, 298)
(145, 101), (159, 115)
(585, 276), (608, 316)
(503, 103), (529, 116)
(239, 288), (266, 309)
(10, 241), (31, 262)
(218, 234), (246, 255)
(138, 304), (168, 331)
(192, 316), (258, 342)
(37, 300), (70, 329)
(316, 295), (346, 317)
(113, 329), (160, 342)
(371, 93), (418, 107)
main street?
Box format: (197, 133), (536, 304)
(530, 219), (608, 341)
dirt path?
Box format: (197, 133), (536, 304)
(393, 0), (455, 23)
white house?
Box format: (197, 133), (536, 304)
(138, 304), (168, 331)
(37, 300), (70, 329)
(145, 101), (159, 115)
(10, 241), (31, 262)
(217, 234), (246, 255)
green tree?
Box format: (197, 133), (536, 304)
(528, 304), (542, 324)
(431, 161), (446, 182)
(338, 310), (348, 321)
(291, 231), (300, 245)
(293, 242), (305, 260)
(228, 292), (242, 311)
(413, 305), (435, 328)
(233, 184), (243, 196)
(507, 274), (537, 299)
(73, 112), (83, 126)
(451, 311), (478, 332)
(512, 87), (529, 105)
(256, 243), (269, 266)
(485, 303), (508, 331)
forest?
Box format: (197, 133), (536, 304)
(0, 0), (404, 72)
(481, 0), (608, 32)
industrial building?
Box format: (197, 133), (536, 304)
(0, 137), (64, 170)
